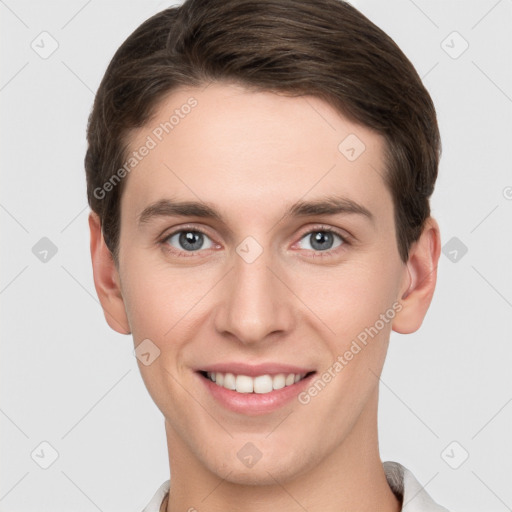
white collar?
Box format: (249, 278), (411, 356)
(383, 461), (451, 511)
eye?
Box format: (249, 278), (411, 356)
(162, 228), (215, 255)
(159, 225), (349, 258)
(295, 227), (346, 254)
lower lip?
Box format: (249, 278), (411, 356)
(198, 372), (316, 415)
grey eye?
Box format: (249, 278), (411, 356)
(298, 231), (343, 251)
(166, 231), (214, 251)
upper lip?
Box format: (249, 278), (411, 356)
(196, 362), (316, 377)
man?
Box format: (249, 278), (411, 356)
(85, 1), (449, 510)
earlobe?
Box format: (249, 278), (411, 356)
(392, 217), (441, 334)
(88, 211), (131, 335)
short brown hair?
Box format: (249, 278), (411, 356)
(85, 0), (441, 265)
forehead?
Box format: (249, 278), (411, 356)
(120, 82), (391, 227)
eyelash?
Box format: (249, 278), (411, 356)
(158, 224), (350, 259)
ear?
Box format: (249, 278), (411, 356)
(392, 217), (441, 334)
(88, 211), (131, 335)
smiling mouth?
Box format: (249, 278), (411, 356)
(198, 370), (316, 394)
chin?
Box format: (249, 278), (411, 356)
(215, 462), (298, 486)
(203, 443), (316, 487)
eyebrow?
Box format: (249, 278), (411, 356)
(137, 195), (375, 227)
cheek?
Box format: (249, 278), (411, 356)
(293, 258), (400, 338)
(121, 264), (203, 414)
(296, 265), (397, 425)
(120, 256), (209, 342)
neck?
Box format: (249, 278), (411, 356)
(164, 390), (401, 512)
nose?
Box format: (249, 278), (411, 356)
(213, 244), (295, 346)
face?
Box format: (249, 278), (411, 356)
(108, 82), (413, 484)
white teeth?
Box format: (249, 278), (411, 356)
(236, 375), (254, 393)
(205, 371), (308, 394)
(253, 375), (273, 394)
(273, 373), (286, 390)
(223, 372), (236, 390)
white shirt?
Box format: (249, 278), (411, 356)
(141, 461), (451, 512)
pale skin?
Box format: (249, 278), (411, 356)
(89, 82), (441, 512)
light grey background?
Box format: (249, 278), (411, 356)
(1, 1), (511, 511)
